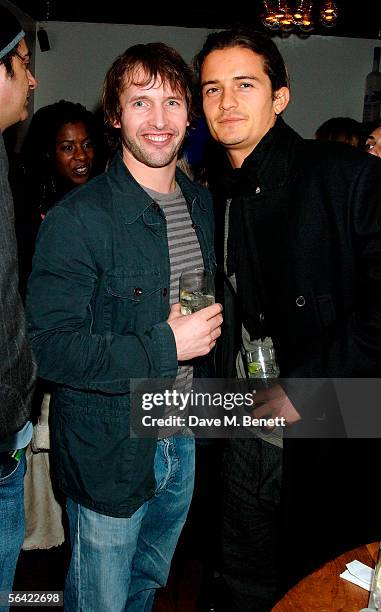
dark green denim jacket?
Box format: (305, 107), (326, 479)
(26, 153), (215, 517)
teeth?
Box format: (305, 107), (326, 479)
(145, 135), (169, 142)
(74, 167), (88, 174)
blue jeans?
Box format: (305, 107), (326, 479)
(0, 452), (26, 612)
(64, 436), (195, 612)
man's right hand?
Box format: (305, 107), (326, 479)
(167, 303), (223, 361)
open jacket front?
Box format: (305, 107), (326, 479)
(26, 153), (215, 517)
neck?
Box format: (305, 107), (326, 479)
(122, 149), (177, 194)
(227, 149), (249, 169)
(227, 116), (279, 168)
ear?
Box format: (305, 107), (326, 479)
(112, 119), (121, 129)
(273, 87), (290, 115)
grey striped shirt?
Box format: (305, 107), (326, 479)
(144, 184), (203, 435)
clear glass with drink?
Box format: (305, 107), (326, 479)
(179, 269), (215, 315)
(246, 344), (280, 379)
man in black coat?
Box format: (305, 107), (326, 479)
(194, 28), (381, 611)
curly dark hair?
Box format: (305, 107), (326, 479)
(20, 100), (102, 214)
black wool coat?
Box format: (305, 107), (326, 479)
(211, 118), (381, 584)
(216, 117), (381, 384)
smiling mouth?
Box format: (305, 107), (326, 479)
(72, 165), (90, 176)
(143, 133), (173, 144)
(218, 117), (244, 124)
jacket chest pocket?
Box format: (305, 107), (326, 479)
(105, 267), (166, 333)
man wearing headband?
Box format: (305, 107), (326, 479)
(0, 6), (37, 601)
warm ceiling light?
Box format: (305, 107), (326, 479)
(262, 0), (339, 34)
(320, 0), (338, 27)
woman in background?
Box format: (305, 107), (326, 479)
(14, 100), (104, 298)
(11, 101), (105, 552)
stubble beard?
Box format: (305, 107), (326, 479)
(122, 133), (183, 168)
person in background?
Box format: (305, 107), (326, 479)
(12, 102), (105, 552)
(12, 100), (104, 299)
(194, 27), (381, 611)
(26, 42), (222, 611)
(314, 116), (362, 146)
(364, 119), (381, 157)
(0, 6), (37, 603)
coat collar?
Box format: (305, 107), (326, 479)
(220, 117), (304, 195)
(106, 152), (205, 224)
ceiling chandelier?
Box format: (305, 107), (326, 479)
(262, 1), (338, 34)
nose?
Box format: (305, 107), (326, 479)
(27, 69), (37, 90)
(219, 88), (238, 111)
(73, 145), (87, 161)
(151, 104), (167, 130)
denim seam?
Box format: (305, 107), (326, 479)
(154, 439), (170, 494)
(76, 503), (82, 610)
(167, 438), (181, 484)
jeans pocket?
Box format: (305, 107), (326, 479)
(0, 454), (21, 481)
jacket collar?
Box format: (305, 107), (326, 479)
(106, 152), (205, 224)
(246, 117), (304, 190)
(220, 117), (304, 195)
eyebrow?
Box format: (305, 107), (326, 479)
(201, 75), (258, 88)
(56, 137), (91, 145)
(128, 93), (183, 100)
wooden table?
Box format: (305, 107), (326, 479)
(272, 542), (379, 611)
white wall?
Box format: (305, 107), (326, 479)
(33, 21), (378, 138)
(34, 22), (209, 114)
(278, 35), (377, 137)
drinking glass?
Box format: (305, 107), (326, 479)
(246, 344), (280, 379)
(179, 269), (215, 315)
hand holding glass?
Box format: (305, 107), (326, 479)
(179, 269), (215, 315)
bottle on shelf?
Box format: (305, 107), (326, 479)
(363, 47), (381, 123)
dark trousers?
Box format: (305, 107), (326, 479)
(221, 437), (381, 612)
(221, 438), (282, 612)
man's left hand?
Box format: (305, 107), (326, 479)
(252, 384), (301, 427)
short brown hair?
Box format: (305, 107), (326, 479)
(194, 27), (289, 94)
(102, 42), (195, 128)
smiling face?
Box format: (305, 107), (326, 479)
(365, 126), (381, 158)
(0, 38), (37, 131)
(54, 121), (95, 186)
(200, 46), (289, 167)
(113, 69), (189, 178)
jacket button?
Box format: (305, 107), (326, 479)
(296, 295), (306, 307)
(134, 287), (143, 296)
(163, 288), (168, 296)
(152, 202), (160, 212)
